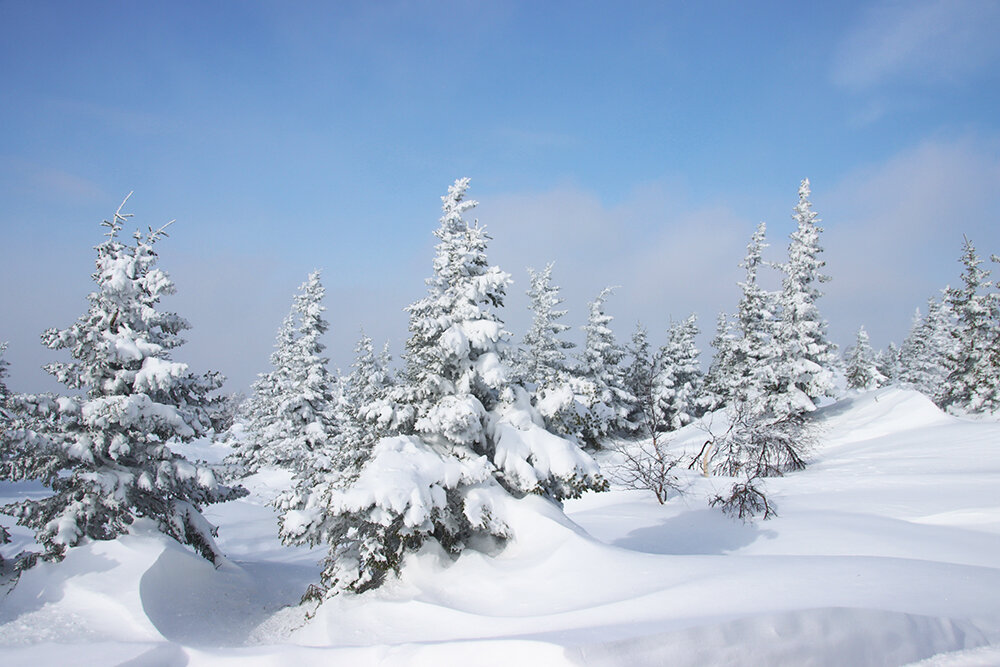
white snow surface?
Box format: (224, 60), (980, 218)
(2, 388), (999, 666)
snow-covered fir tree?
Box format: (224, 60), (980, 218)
(940, 238), (999, 413)
(227, 272), (340, 476)
(898, 297), (955, 402)
(1, 199), (245, 564)
(277, 178), (604, 596)
(514, 263), (589, 438)
(276, 270), (341, 473)
(875, 342), (901, 386)
(730, 222), (781, 413)
(334, 333), (396, 474)
(573, 287), (633, 446)
(0, 342), (10, 440)
(845, 326), (885, 390)
(771, 179), (837, 414)
(623, 323), (653, 429)
(703, 311), (736, 411)
(0, 343), (11, 556)
(225, 310), (297, 474)
(653, 314), (705, 431)
(705, 221), (809, 480)
(516, 263), (575, 388)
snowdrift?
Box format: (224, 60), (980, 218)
(1, 388), (999, 665)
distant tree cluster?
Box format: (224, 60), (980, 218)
(1, 176), (996, 593)
(853, 236), (1000, 415)
(230, 179), (607, 595)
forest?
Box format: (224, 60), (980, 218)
(1, 178), (999, 664)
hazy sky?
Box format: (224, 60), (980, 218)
(2, 0), (999, 394)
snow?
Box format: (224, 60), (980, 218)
(2, 387), (999, 665)
(329, 435), (494, 527)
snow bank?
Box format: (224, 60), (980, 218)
(2, 388), (999, 665)
(570, 608), (993, 667)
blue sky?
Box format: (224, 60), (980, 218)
(2, 0), (999, 393)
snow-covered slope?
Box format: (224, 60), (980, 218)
(1, 388), (998, 666)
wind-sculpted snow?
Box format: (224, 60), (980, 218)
(2, 388), (999, 665)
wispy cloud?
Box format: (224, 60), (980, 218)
(832, 0), (1000, 90)
(49, 98), (168, 136)
(822, 133), (1000, 344)
(479, 182), (750, 348)
(0, 157), (106, 203)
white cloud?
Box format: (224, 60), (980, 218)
(479, 183), (751, 351)
(0, 158), (106, 203)
(821, 134), (1000, 347)
(832, 0), (1000, 90)
(8, 143), (997, 396)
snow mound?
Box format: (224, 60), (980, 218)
(2, 386), (999, 664)
(0, 525), (165, 646)
(571, 607), (993, 667)
(813, 387), (953, 447)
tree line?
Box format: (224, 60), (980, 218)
(1, 179), (998, 597)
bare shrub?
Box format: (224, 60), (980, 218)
(611, 436), (684, 504)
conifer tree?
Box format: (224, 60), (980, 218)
(517, 263), (574, 388)
(703, 312), (736, 411)
(515, 264), (587, 439)
(227, 272), (339, 476)
(575, 287), (633, 445)
(0, 342), (10, 443)
(276, 270), (340, 473)
(623, 323), (653, 429)
(336, 333), (396, 473)
(2, 199), (245, 564)
(773, 179), (837, 413)
(845, 326), (884, 390)
(277, 179), (604, 597)
(940, 238), (999, 413)
(899, 297), (955, 402)
(653, 314), (705, 431)
(0, 343), (11, 554)
(226, 310), (297, 474)
(876, 343), (901, 386)
(706, 222), (809, 482)
(400, 179), (512, 421)
(731, 222), (780, 412)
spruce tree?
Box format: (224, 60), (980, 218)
(623, 323), (653, 430)
(845, 326), (884, 390)
(703, 311), (736, 411)
(707, 221), (809, 481)
(2, 199), (245, 564)
(277, 179), (604, 596)
(225, 310), (297, 475)
(875, 342), (901, 386)
(517, 263), (574, 388)
(0, 342), (10, 444)
(275, 270), (340, 473)
(0, 343), (11, 555)
(653, 314), (706, 431)
(575, 287), (633, 445)
(731, 222), (781, 413)
(773, 179), (837, 413)
(899, 297), (955, 402)
(516, 264), (586, 438)
(335, 333), (396, 473)
(227, 272), (339, 476)
(940, 238), (999, 413)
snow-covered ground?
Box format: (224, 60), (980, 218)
(2, 388), (999, 666)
